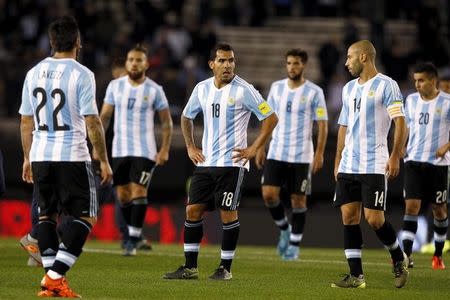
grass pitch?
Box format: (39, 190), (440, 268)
(0, 237), (448, 299)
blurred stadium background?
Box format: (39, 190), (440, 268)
(0, 0), (449, 246)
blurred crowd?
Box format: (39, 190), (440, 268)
(0, 0), (449, 127)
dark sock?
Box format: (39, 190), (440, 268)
(120, 202), (133, 225)
(51, 219), (92, 276)
(220, 220), (240, 272)
(344, 224), (363, 276)
(433, 218), (448, 257)
(375, 221), (404, 263)
(290, 207), (306, 246)
(184, 219), (203, 268)
(267, 201), (288, 231)
(129, 197), (148, 243)
(401, 215), (418, 257)
(37, 220), (59, 272)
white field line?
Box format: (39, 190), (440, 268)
(82, 247), (395, 267)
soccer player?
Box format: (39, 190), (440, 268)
(99, 44), (173, 256)
(332, 40), (409, 289)
(19, 16), (113, 298)
(163, 43), (278, 280)
(255, 49), (328, 260)
(401, 62), (449, 270)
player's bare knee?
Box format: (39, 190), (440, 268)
(220, 209), (238, 223)
(262, 189), (279, 205)
(39, 215), (57, 222)
(186, 205), (203, 221)
(432, 203), (448, 220)
(365, 215), (384, 230)
(291, 194), (306, 209)
(404, 200), (421, 215)
(81, 216), (97, 227)
(342, 213), (360, 225)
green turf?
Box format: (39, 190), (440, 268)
(0, 237), (448, 299)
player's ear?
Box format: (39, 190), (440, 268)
(208, 59), (214, 70)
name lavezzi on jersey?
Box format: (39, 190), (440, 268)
(338, 73), (405, 174)
(104, 76), (169, 161)
(182, 75), (273, 170)
(266, 79), (328, 163)
(404, 91), (450, 165)
(19, 57), (98, 162)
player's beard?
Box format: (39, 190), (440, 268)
(128, 70), (145, 81)
(288, 72), (302, 81)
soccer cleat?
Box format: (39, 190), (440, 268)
(28, 256), (42, 267)
(122, 240), (137, 256)
(209, 266), (232, 280)
(163, 266), (199, 279)
(431, 256), (445, 270)
(407, 256), (414, 268)
(393, 253), (409, 288)
(282, 245), (299, 261)
(20, 234), (42, 265)
(277, 226), (291, 256)
(38, 274), (81, 298)
(331, 274), (366, 288)
(136, 239), (152, 251)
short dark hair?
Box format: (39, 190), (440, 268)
(48, 16), (80, 52)
(129, 44), (148, 56)
(285, 49), (308, 63)
(209, 43), (234, 61)
(413, 62), (438, 79)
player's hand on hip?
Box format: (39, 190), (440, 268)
(385, 155), (400, 180)
(436, 144), (449, 158)
(255, 148), (266, 170)
(99, 161), (113, 185)
(22, 159), (33, 184)
(155, 150), (169, 166)
(187, 145), (205, 165)
(232, 145), (257, 165)
(312, 153), (324, 174)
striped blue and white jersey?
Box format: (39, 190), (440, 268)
(183, 75), (274, 170)
(404, 91), (450, 165)
(266, 79), (328, 163)
(104, 76), (169, 160)
(338, 73), (405, 174)
(19, 57), (98, 162)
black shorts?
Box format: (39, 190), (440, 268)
(334, 173), (387, 211)
(112, 157), (156, 187)
(188, 167), (246, 211)
(32, 161), (98, 218)
(404, 161), (448, 204)
(262, 159), (310, 195)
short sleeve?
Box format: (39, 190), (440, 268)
(383, 79), (405, 119)
(311, 89), (328, 121)
(78, 71), (98, 116)
(242, 84), (273, 121)
(104, 81), (115, 106)
(153, 86), (169, 111)
(337, 88), (349, 126)
(182, 84), (202, 119)
(266, 84), (277, 112)
(19, 72), (33, 116)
